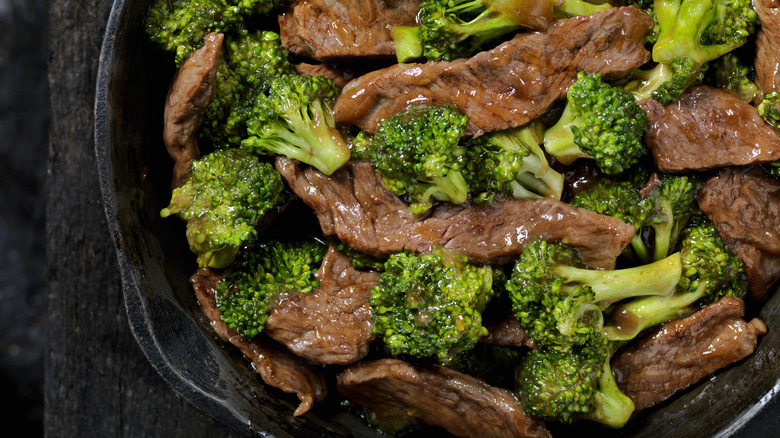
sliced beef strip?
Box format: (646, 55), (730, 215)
(480, 314), (532, 348)
(294, 63), (355, 88)
(278, 0), (420, 61)
(611, 296), (767, 412)
(640, 85), (780, 173)
(697, 166), (780, 301)
(275, 157), (635, 269)
(190, 268), (328, 416)
(337, 358), (552, 438)
(265, 246), (380, 365)
(333, 6), (653, 136)
(755, 0), (780, 94)
(163, 32), (223, 189)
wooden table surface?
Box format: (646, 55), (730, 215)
(45, 0), (242, 435)
(42, 0), (780, 437)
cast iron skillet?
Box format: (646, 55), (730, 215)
(94, 0), (780, 436)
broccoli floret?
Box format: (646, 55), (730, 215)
(652, 0), (757, 68)
(463, 122), (565, 203)
(145, 0), (284, 65)
(623, 57), (707, 104)
(331, 241), (387, 271)
(706, 53), (761, 104)
(603, 217), (747, 340)
(543, 72), (649, 175)
(571, 172), (701, 263)
(638, 173), (703, 261)
(240, 73), (351, 175)
(506, 239), (682, 350)
(758, 91), (780, 130)
(391, 0), (611, 62)
(347, 130), (373, 160)
(369, 248), (495, 363)
(200, 30), (295, 147)
(215, 239), (329, 339)
(391, 0), (523, 62)
(160, 149), (286, 268)
(366, 104), (470, 215)
(517, 335), (634, 428)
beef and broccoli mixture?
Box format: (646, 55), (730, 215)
(146, 0), (780, 436)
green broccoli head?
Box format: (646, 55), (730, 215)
(215, 239), (329, 339)
(652, 0), (757, 67)
(517, 337), (634, 428)
(640, 173), (702, 262)
(240, 73), (351, 175)
(463, 122), (564, 203)
(392, 0), (521, 62)
(603, 217), (747, 341)
(758, 91), (780, 130)
(707, 53), (761, 104)
(543, 71), (649, 176)
(367, 104), (470, 214)
(677, 217), (747, 299)
(200, 30), (295, 147)
(369, 248), (495, 363)
(392, 0), (612, 62)
(506, 239), (682, 349)
(160, 149), (286, 268)
(145, 0), (284, 65)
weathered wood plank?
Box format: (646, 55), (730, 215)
(45, 0), (241, 435)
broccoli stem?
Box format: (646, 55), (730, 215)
(248, 99), (350, 175)
(421, 172), (470, 207)
(623, 62), (676, 101)
(542, 101), (588, 165)
(391, 26), (423, 62)
(602, 288), (702, 341)
(553, 252), (682, 305)
(584, 359), (635, 428)
(653, 0), (740, 65)
(556, 0), (612, 18)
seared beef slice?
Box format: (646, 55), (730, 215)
(278, 0), (420, 61)
(265, 247), (379, 365)
(333, 6), (653, 136)
(641, 86), (780, 173)
(275, 157), (634, 269)
(697, 167), (780, 301)
(163, 33), (222, 189)
(190, 268), (328, 416)
(755, 0), (780, 94)
(612, 296), (766, 412)
(337, 358), (551, 438)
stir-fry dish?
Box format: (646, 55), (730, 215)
(146, 1), (780, 436)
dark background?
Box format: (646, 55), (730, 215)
(0, 0), (778, 436)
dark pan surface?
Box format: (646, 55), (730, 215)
(94, 1), (780, 436)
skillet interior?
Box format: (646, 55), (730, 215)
(93, 1), (780, 436)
